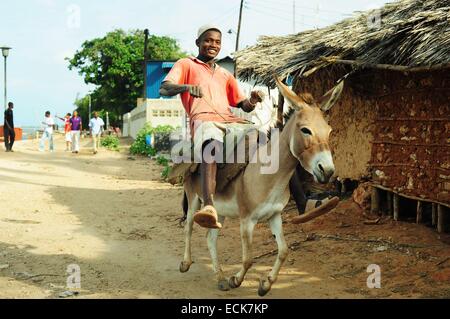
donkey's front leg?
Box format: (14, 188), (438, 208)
(206, 216), (229, 291)
(258, 213), (288, 296)
(180, 196), (200, 273)
(229, 218), (256, 289)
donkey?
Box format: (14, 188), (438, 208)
(179, 76), (343, 296)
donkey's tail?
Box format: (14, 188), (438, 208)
(178, 191), (189, 227)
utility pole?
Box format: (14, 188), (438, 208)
(293, 0), (296, 33)
(143, 29), (149, 99)
(88, 94), (92, 120)
(234, 0), (245, 77)
(235, 0), (244, 52)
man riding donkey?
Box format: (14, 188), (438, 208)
(160, 24), (264, 229)
(160, 24), (337, 229)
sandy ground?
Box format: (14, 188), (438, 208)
(0, 135), (449, 299)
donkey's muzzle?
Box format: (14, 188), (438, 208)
(314, 161), (335, 184)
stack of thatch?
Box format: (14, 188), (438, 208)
(236, 0), (450, 85)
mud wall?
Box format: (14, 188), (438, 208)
(294, 67), (449, 205)
(369, 69), (449, 205)
(293, 66), (377, 180)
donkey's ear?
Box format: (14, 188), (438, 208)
(319, 81), (344, 111)
(274, 76), (306, 111)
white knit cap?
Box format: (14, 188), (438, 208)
(197, 24), (222, 39)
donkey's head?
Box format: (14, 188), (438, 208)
(275, 76), (343, 184)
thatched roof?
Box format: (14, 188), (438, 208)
(236, 0), (450, 85)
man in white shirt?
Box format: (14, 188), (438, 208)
(39, 111), (55, 152)
(89, 112), (105, 155)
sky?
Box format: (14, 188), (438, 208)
(0, 0), (390, 126)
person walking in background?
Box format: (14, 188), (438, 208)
(70, 111), (82, 154)
(89, 111), (104, 155)
(39, 111), (55, 152)
(3, 102), (15, 152)
(56, 113), (72, 151)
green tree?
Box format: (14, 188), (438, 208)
(68, 29), (186, 125)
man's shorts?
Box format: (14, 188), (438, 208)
(193, 121), (256, 163)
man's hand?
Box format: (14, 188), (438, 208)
(188, 85), (203, 98)
(250, 90), (265, 105)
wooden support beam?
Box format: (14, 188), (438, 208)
(276, 91), (285, 130)
(320, 57), (450, 73)
(371, 186), (380, 215)
(386, 192), (393, 216)
(393, 194), (399, 221)
(437, 205), (444, 233)
(432, 203), (437, 226)
(416, 201), (423, 224)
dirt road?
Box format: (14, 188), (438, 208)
(0, 136), (449, 298)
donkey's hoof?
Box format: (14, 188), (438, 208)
(228, 276), (241, 289)
(218, 279), (230, 291)
(179, 261), (192, 273)
(258, 279), (271, 297)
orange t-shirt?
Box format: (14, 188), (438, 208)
(163, 57), (246, 133)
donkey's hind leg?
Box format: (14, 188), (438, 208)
(206, 216), (229, 291)
(180, 195), (200, 273)
(258, 213), (288, 296)
(229, 218), (257, 289)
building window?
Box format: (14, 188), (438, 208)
(173, 110), (179, 117)
(159, 110), (166, 117)
(152, 110), (158, 117)
(166, 110), (172, 117)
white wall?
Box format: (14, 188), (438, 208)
(122, 98), (185, 139)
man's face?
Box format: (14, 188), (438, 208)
(73, 111), (78, 117)
(94, 112), (98, 118)
(197, 30), (221, 60)
(9, 104), (13, 110)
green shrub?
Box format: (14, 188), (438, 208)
(101, 135), (120, 151)
(161, 165), (171, 180)
(130, 124), (157, 156)
(156, 155), (171, 180)
(129, 124), (175, 156)
(153, 125), (175, 152)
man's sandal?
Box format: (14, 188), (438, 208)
(194, 205), (222, 229)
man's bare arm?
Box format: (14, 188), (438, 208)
(160, 81), (203, 98)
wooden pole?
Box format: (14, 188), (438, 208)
(371, 187), (380, 215)
(277, 91), (285, 130)
(416, 201), (423, 224)
(320, 57), (450, 73)
(386, 192), (393, 216)
(143, 29), (149, 99)
(437, 205), (444, 233)
(233, 0), (244, 78)
(432, 203), (437, 226)
(393, 194), (399, 221)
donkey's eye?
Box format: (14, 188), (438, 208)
(301, 128), (312, 135)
